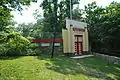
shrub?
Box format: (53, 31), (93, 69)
(0, 44), (8, 56)
(6, 32), (30, 56)
(26, 49), (36, 56)
(34, 49), (42, 55)
(28, 43), (39, 49)
(0, 28), (43, 56)
(26, 43), (41, 56)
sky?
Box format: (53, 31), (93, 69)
(11, 0), (120, 24)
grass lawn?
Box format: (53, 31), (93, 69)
(0, 55), (120, 80)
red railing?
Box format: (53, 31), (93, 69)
(32, 39), (63, 43)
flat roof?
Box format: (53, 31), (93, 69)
(66, 18), (87, 29)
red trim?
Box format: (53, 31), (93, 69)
(74, 35), (83, 37)
(81, 42), (83, 53)
(32, 39), (63, 43)
(73, 28), (85, 31)
(75, 42), (83, 55)
(74, 35), (83, 55)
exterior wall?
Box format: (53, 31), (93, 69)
(63, 28), (88, 53)
(82, 32), (85, 51)
(84, 28), (89, 51)
(62, 29), (68, 53)
(63, 18), (89, 54)
(70, 26), (74, 53)
(68, 26), (71, 53)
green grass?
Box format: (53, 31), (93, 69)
(0, 55), (120, 80)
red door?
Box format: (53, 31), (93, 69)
(74, 35), (83, 55)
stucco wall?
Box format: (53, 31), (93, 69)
(62, 29), (68, 53)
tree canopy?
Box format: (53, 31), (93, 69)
(85, 1), (120, 56)
(0, 0), (37, 30)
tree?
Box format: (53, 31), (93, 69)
(0, 0), (37, 30)
(0, 0), (37, 11)
(41, 0), (81, 31)
(85, 2), (104, 51)
(0, 7), (13, 30)
(85, 1), (120, 56)
(40, 0), (81, 57)
(30, 18), (44, 38)
(6, 30), (30, 56)
(0, 28), (30, 56)
(0, 0), (37, 56)
(72, 7), (83, 20)
(16, 23), (34, 37)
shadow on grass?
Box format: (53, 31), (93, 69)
(37, 55), (120, 80)
(0, 56), (24, 60)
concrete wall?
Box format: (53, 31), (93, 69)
(92, 52), (120, 65)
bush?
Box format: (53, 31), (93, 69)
(26, 49), (37, 56)
(0, 28), (43, 56)
(0, 28), (36, 56)
(28, 43), (39, 49)
(34, 49), (42, 55)
(0, 44), (8, 56)
(5, 32), (30, 56)
(26, 43), (41, 56)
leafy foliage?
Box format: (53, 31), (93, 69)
(0, 0), (38, 56)
(7, 32), (30, 56)
(41, 0), (81, 31)
(0, 44), (7, 56)
(0, 28), (30, 56)
(85, 1), (120, 56)
(0, 0), (37, 30)
(0, 0), (37, 11)
(16, 23), (34, 37)
(72, 8), (84, 20)
(0, 7), (13, 29)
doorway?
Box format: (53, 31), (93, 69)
(74, 35), (83, 55)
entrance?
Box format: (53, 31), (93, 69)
(74, 35), (83, 55)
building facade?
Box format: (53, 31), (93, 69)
(62, 18), (89, 55)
